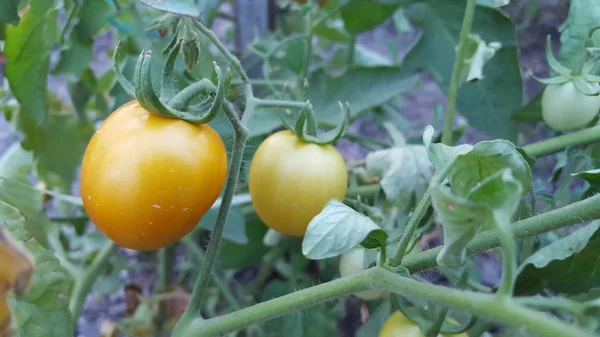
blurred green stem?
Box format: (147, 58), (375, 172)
(69, 241), (117, 324)
(522, 125), (600, 158)
(246, 239), (289, 298)
(441, 0), (476, 145)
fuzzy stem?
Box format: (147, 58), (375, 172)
(441, 0), (477, 145)
(522, 125), (600, 158)
(180, 267), (592, 337)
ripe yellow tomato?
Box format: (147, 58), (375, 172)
(248, 130), (348, 237)
(379, 311), (468, 337)
(80, 100), (228, 250)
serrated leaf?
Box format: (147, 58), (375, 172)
(18, 112), (94, 189)
(450, 140), (532, 197)
(1, 200), (74, 337)
(0, 144), (49, 248)
(4, 0), (61, 124)
(572, 168), (600, 192)
(261, 280), (340, 337)
(432, 169), (523, 267)
(302, 200), (386, 260)
(0, 0), (20, 25)
(515, 221), (600, 296)
(401, 0), (522, 141)
(365, 144), (433, 206)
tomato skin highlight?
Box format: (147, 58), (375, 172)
(541, 82), (600, 132)
(379, 311), (468, 337)
(248, 130), (348, 237)
(80, 100), (228, 251)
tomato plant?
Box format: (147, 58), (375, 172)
(1, 0), (600, 337)
(81, 100), (228, 250)
(249, 130), (348, 237)
(541, 82), (600, 131)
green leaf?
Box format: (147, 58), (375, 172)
(245, 67), (418, 137)
(449, 140), (532, 197)
(401, 0), (522, 141)
(199, 205), (247, 244)
(341, 0), (401, 34)
(572, 168), (600, 192)
(515, 221), (600, 296)
(261, 280), (340, 337)
(512, 91), (542, 122)
(0, 144), (50, 248)
(365, 144), (433, 206)
(71, 0), (113, 42)
(2, 201), (74, 337)
(219, 213), (269, 269)
(140, 0), (200, 17)
(422, 125), (473, 173)
(302, 199), (387, 260)
(0, 0), (20, 25)
(309, 67), (418, 124)
(558, 0), (600, 70)
(52, 41), (93, 78)
(456, 34), (502, 83)
(432, 169), (523, 267)
(17, 111), (95, 189)
(4, 0), (61, 124)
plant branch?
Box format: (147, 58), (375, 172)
(69, 241), (117, 323)
(522, 125), (600, 158)
(253, 98), (307, 111)
(180, 267), (592, 337)
(441, 0), (476, 145)
(402, 193), (600, 273)
(388, 166), (452, 266)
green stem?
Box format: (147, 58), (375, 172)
(180, 108), (247, 317)
(347, 35), (356, 66)
(300, 10), (314, 85)
(516, 297), (585, 316)
(247, 240), (289, 298)
(254, 98), (306, 111)
(181, 238), (242, 310)
(440, 0), (476, 145)
(156, 246), (175, 328)
(522, 125), (600, 158)
(402, 193), (600, 273)
(60, 0), (80, 45)
(345, 184), (380, 199)
(180, 267), (592, 337)
(69, 241), (117, 323)
(495, 220), (517, 297)
(388, 166), (452, 267)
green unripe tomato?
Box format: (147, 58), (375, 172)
(541, 82), (600, 132)
(339, 247), (388, 301)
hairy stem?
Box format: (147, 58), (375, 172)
(522, 125), (600, 158)
(181, 267), (592, 337)
(69, 241), (117, 323)
(441, 0), (477, 145)
(402, 193), (600, 273)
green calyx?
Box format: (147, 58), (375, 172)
(280, 100), (350, 145)
(112, 40), (231, 124)
(532, 32), (600, 96)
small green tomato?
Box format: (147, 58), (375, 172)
(339, 247), (388, 301)
(541, 81), (600, 132)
